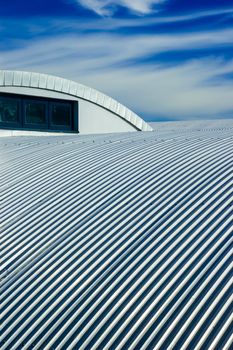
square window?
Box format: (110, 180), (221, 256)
(0, 97), (19, 124)
(25, 102), (46, 124)
(51, 103), (71, 127)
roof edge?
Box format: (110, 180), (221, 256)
(0, 70), (153, 132)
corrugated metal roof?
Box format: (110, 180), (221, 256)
(1, 120), (233, 350)
(0, 70), (153, 132)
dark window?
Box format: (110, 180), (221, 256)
(51, 103), (71, 126)
(25, 101), (46, 125)
(0, 97), (19, 124)
(0, 93), (78, 133)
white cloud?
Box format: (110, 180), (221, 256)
(2, 27), (232, 72)
(1, 25), (233, 120)
(77, 0), (165, 16)
(9, 7), (233, 35)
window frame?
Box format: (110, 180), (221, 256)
(23, 99), (48, 130)
(0, 95), (21, 128)
(49, 101), (73, 131)
(0, 92), (78, 133)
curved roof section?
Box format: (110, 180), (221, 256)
(1, 120), (233, 349)
(0, 70), (153, 132)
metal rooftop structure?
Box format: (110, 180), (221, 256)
(0, 70), (153, 134)
(1, 120), (233, 349)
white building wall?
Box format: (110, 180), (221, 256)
(78, 99), (136, 133)
(0, 70), (153, 133)
(0, 86), (137, 134)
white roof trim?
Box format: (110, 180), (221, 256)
(0, 70), (153, 132)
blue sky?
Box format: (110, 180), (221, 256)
(0, 0), (233, 121)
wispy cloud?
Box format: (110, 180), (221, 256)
(76, 0), (166, 16)
(1, 21), (233, 120)
(2, 27), (233, 71)
(37, 6), (233, 33)
(1, 0), (233, 121)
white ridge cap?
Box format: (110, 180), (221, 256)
(0, 70), (153, 132)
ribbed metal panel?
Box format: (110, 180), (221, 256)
(1, 121), (233, 350)
(0, 70), (152, 132)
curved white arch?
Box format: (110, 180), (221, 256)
(0, 70), (153, 132)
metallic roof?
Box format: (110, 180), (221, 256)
(1, 120), (233, 349)
(0, 70), (153, 132)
